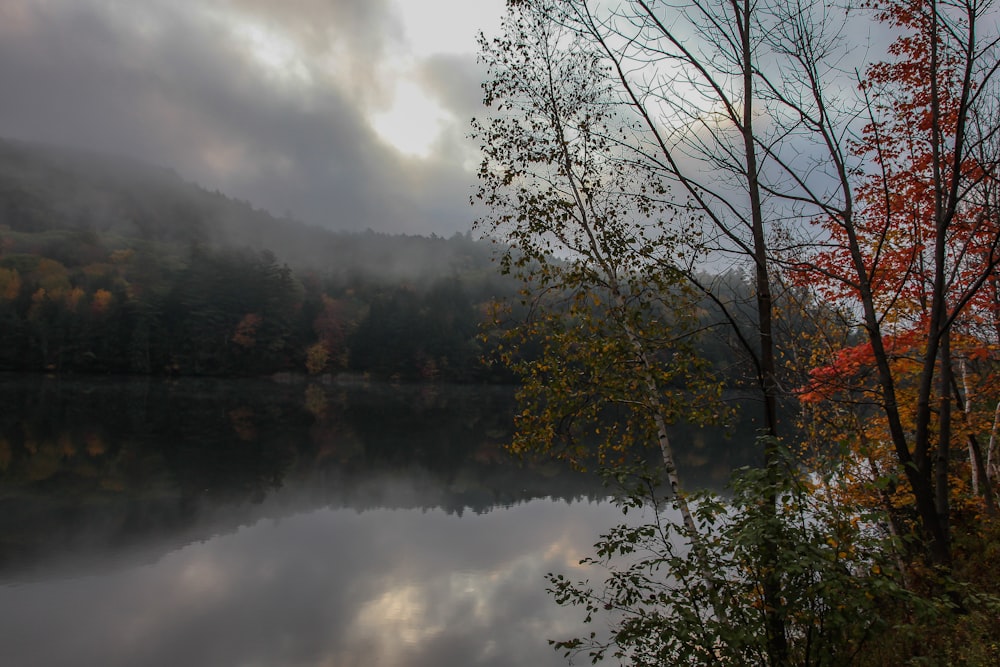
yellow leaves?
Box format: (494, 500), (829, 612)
(34, 257), (70, 294)
(305, 341), (330, 374)
(0, 267), (20, 300)
(304, 384), (328, 418)
(109, 248), (134, 264)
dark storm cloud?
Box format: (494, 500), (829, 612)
(0, 0), (481, 235)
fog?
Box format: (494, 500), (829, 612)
(0, 137), (507, 284)
(0, 0), (504, 237)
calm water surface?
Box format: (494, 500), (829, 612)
(0, 375), (745, 667)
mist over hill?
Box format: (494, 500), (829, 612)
(0, 137), (497, 284)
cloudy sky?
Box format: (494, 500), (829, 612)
(0, 0), (505, 235)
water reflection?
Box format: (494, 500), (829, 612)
(0, 375), (747, 666)
(1, 497), (633, 667)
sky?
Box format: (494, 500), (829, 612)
(0, 0), (506, 236)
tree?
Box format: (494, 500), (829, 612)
(475, 0), (859, 659)
(476, 0), (1000, 662)
(789, 0), (1000, 566)
(548, 443), (923, 666)
(475, 1), (735, 630)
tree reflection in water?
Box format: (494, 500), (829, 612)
(0, 375), (747, 666)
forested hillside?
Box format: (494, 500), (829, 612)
(0, 138), (516, 379)
(0, 138), (764, 382)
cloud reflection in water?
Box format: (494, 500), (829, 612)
(0, 495), (624, 667)
(0, 377), (738, 666)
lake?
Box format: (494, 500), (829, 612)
(0, 375), (749, 666)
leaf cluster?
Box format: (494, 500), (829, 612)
(547, 441), (975, 666)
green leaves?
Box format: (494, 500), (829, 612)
(474, 2), (727, 465)
(547, 442), (912, 666)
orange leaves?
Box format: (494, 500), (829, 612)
(232, 312), (262, 349)
(794, 0), (1000, 475)
(797, 329), (923, 403)
(967, 344), (996, 362)
(0, 267), (20, 301)
(90, 288), (113, 316)
(797, 0), (996, 331)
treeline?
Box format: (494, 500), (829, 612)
(0, 138), (529, 380)
(0, 137), (771, 383)
(0, 224), (792, 383)
(0, 229), (517, 380)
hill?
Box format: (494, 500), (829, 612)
(0, 138), (517, 378)
(0, 137), (499, 282)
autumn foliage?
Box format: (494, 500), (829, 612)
(790, 0), (1000, 578)
(478, 0), (1000, 662)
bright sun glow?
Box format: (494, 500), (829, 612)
(206, 1), (505, 160)
(230, 19), (311, 86)
(373, 0), (501, 160)
(370, 80), (452, 159)
(354, 584), (445, 657)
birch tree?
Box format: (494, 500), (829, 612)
(474, 5), (733, 621)
(475, 0), (1000, 663)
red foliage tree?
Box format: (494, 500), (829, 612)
(793, 0), (1000, 565)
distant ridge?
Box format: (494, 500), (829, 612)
(0, 137), (496, 283)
